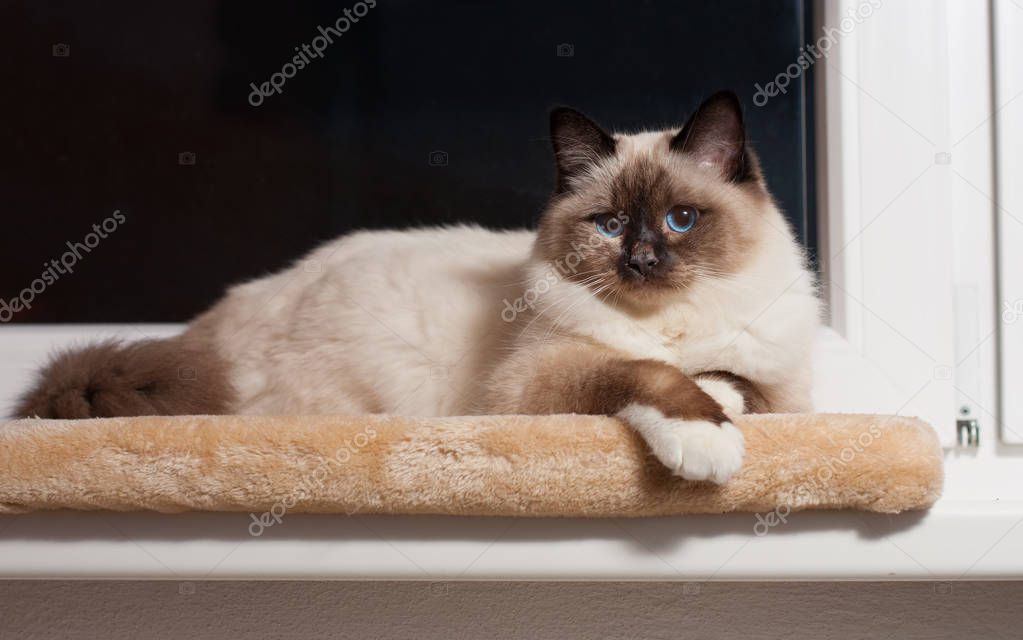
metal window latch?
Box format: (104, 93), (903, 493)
(953, 286), (982, 449)
(957, 418), (980, 447)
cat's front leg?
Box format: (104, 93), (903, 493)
(692, 371), (770, 416)
(692, 377), (746, 417)
(511, 349), (745, 483)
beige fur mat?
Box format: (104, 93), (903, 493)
(0, 413), (943, 516)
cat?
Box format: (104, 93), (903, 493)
(15, 91), (819, 484)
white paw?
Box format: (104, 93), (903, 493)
(617, 403), (745, 484)
(695, 377), (745, 417)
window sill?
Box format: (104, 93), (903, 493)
(0, 325), (1019, 580)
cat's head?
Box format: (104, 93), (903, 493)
(536, 91), (790, 306)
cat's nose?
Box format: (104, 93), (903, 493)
(627, 247), (659, 276)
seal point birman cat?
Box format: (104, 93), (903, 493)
(16, 91), (819, 484)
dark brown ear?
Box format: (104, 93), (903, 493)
(669, 91), (751, 182)
(550, 107), (616, 193)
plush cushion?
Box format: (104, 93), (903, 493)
(0, 413), (943, 516)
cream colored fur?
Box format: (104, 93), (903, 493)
(190, 226), (536, 416)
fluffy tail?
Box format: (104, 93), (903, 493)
(12, 337), (236, 419)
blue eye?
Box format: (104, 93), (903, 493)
(594, 213), (625, 238)
(666, 205), (699, 233)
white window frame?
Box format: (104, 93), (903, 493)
(992, 0), (1023, 444)
(815, 0), (999, 448)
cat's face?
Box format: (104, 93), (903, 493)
(536, 91), (786, 307)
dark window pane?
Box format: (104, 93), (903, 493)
(2, 0), (814, 323)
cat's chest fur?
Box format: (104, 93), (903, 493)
(530, 259), (817, 387)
